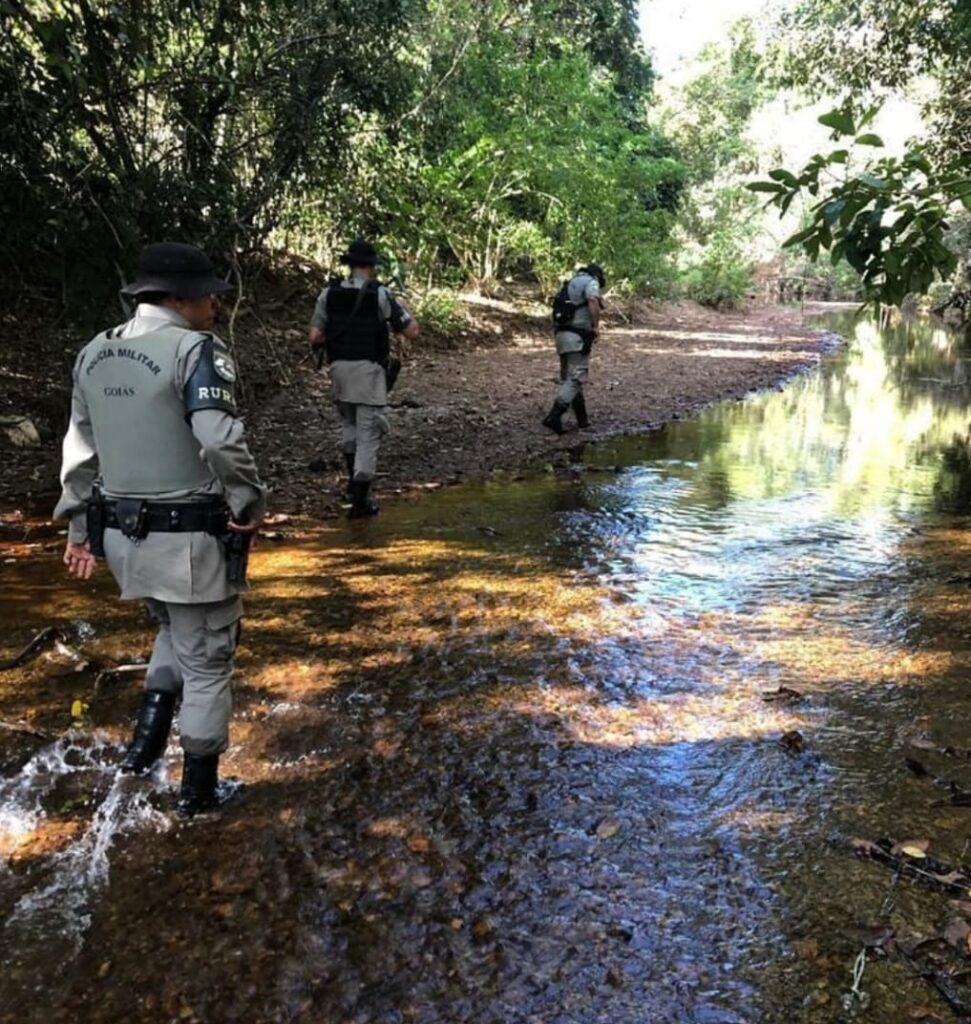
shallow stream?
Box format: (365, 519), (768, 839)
(4, 310), (971, 1022)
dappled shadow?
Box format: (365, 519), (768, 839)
(8, 311), (971, 1021)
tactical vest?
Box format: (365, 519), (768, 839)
(324, 284), (390, 364)
(79, 325), (215, 496)
(561, 273), (595, 332)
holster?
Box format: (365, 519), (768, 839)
(385, 356), (402, 391)
(221, 530), (252, 585)
(579, 329), (596, 356)
(85, 488), (106, 558)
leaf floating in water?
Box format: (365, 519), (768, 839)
(595, 817), (622, 839)
(899, 845), (930, 860)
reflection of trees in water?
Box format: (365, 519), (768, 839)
(932, 433), (971, 513)
(878, 314), (971, 414)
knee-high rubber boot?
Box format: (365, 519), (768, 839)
(177, 753), (220, 817)
(343, 452), (356, 501)
(349, 479), (380, 519)
(542, 400), (570, 435)
(572, 393), (590, 429)
(119, 691), (176, 775)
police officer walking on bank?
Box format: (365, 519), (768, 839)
(307, 240), (420, 518)
(543, 262), (606, 435)
(54, 241), (267, 817)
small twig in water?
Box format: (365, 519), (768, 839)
(0, 719), (50, 740)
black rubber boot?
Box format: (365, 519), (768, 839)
(348, 480), (380, 519)
(176, 753), (220, 818)
(343, 452), (356, 501)
(542, 400), (570, 435)
(119, 691), (176, 775)
(572, 393), (590, 429)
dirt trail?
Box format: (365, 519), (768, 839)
(251, 299), (830, 514)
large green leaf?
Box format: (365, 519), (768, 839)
(818, 110), (856, 136)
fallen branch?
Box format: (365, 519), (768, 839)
(0, 719), (50, 740)
(0, 626), (59, 671)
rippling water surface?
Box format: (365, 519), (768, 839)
(5, 310), (971, 1023)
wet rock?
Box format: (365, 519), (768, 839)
(0, 415), (41, 448)
(779, 729), (806, 754)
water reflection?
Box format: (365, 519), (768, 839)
(5, 311), (971, 1022)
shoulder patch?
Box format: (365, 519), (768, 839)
(213, 351), (237, 382)
(184, 335), (238, 421)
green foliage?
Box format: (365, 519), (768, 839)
(409, 288), (463, 335)
(762, 0), (971, 307)
(750, 108), (971, 306)
(1, 0), (419, 304)
(664, 20), (765, 308)
(1, 0), (676, 309)
(679, 189), (757, 308)
(668, 19), (766, 182)
(772, 0), (968, 95)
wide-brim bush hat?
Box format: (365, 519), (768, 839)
(121, 241), (232, 298)
(340, 239), (379, 266)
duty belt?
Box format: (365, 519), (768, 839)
(103, 499), (229, 536)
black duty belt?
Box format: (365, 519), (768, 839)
(104, 499), (228, 535)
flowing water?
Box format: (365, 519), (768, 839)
(4, 310), (971, 1023)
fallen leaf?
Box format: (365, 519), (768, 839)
(596, 818), (622, 839)
(895, 840), (930, 859)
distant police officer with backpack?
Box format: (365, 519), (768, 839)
(543, 263), (606, 435)
(307, 239), (420, 517)
(54, 241), (267, 817)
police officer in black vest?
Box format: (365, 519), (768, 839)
(308, 240), (420, 517)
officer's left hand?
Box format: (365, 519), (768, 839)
(64, 541), (97, 580)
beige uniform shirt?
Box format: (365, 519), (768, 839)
(311, 273), (413, 406)
(555, 272), (602, 355)
(54, 305), (267, 603)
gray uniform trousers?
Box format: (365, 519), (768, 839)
(338, 403), (389, 482)
(143, 596), (241, 757)
(557, 351), (590, 405)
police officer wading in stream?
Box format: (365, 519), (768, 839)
(543, 262), (606, 435)
(54, 242), (267, 818)
(308, 239), (420, 517)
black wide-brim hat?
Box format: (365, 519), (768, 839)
(121, 241), (233, 298)
(340, 239), (379, 266)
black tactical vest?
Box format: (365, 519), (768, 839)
(324, 284), (390, 364)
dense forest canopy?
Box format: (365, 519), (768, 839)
(2, 0), (969, 313)
(0, 0), (683, 308)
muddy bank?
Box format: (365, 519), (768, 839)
(0, 297), (830, 515)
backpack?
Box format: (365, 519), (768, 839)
(551, 280), (580, 329)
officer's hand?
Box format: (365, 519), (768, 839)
(308, 327), (324, 349)
(64, 541), (97, 580)
(229, 513), (263, 551)
(228, 513), (263, 535)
